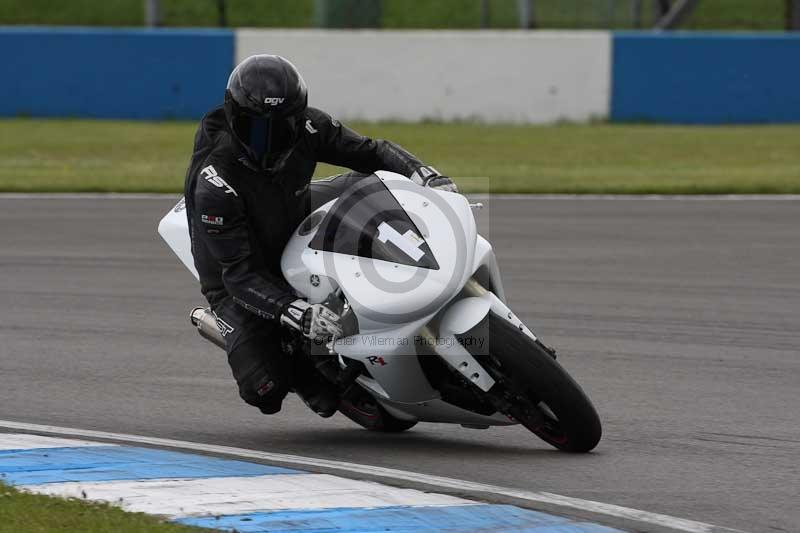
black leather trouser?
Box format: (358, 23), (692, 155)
(217, 171), (368, 414)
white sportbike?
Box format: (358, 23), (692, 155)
(159, 171), (601, 452)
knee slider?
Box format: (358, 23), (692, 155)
(239, 368), (287, 412)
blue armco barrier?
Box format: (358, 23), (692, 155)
(4, 28), (799, 124)
(0, 27), (233, 119)
(612, 32), (800, 124)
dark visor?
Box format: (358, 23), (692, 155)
(232, 114), (299, 165)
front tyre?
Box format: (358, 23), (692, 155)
(338, 386), (418, 432)
(478, 314), (602, 452)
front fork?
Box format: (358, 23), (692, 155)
(449, 279), (558, 427)
(462, 279), (556, 359)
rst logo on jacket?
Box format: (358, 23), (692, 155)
(201, 214), (224, 226)
(200, 165), (237, 196)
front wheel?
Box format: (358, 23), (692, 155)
(475, 314), (602, 452)
(338, 386), (418, 432)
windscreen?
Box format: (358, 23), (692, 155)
(308, 175), (439, 270)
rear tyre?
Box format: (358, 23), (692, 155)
(338, 386), (418, 432)
(478, 314), (602, 452)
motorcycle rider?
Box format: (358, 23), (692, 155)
(184, 54), (457, 417)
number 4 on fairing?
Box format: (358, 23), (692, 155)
(376, 222), (425, 261)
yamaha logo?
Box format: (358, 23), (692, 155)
(310, 274), (321, 287)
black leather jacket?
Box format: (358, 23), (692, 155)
(184, 106), (433, 320)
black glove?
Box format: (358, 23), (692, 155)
(280, 299), (343, 342)
(410, 166), (459, 193)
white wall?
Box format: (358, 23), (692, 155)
(236, 30), (610, 123)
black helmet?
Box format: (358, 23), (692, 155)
(224, 54), (308, 173)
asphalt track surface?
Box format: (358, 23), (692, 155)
(1, 195), (798, 533)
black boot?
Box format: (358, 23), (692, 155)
(291, 362), (340, 418)
(294, 377), (340, 418)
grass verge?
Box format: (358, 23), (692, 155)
(0, 481), (202, 533)
(0, 0), (786, 30)
(1, 118), (799, 194)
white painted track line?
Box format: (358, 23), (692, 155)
(0, 192), (798, 201)
(0, 433), (117, 451)
(0, 193), (180, 200)
(467, 194), (800, 201)
(0, 420), (743, 533)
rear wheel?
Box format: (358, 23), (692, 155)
(338, 386), (418, 432)
(475, 314), (602, 452)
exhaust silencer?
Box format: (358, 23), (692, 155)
(190, 307), (226, 350)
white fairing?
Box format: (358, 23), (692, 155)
(158, 198), (198, 280)
(158, 172), (532, 427)
(280, 172), (516, 425)
(281, 172), (477, 330)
